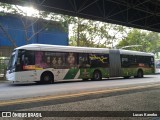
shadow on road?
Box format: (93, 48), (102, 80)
(7, 76), (155, 87)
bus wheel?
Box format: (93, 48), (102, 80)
(92, 70), (102, 81)
(41, 72), (54, 84)
(137, 70), (143, 78)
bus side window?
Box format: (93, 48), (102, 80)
(149, 56), (154, 67)
(67, 53), (76, 67)
(25, 57), (29, 65)
(23, 51), (35, 65)
(15, 50), (23, 71)
(121, 57), (129, 67)
(78, 53), (89, 68)
(22, 54), (28, 65)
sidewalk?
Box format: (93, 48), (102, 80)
(0, 77), (7, 83)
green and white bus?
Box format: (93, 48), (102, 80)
(6, 44), (155, 83)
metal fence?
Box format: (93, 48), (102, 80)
(0, 58), (9, 79)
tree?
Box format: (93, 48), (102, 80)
(0, 2), (128, 48)
(116, 29), (148, 51)
(145, 32), (160, 58)
(69, 17), (128, 48)
(116, 29), (160, 58)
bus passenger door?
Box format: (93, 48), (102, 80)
(109, 50), (121, 77)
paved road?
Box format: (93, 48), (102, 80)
(0, 75), (160, 119)
(0, 75), (160, 101)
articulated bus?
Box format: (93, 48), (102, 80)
(6, 44), (155, 83)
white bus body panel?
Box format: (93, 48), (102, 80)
(6, 70), (15, 81)
(6, 70), (38, 82)
(6, 68), (76, 82)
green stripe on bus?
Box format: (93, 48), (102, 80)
(64, 68), (79, 79)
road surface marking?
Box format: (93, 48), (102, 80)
(0, 83), (160, 106)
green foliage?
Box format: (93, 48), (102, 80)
(116, 29), (160, 58)
(0, 59), (7, 78)
(67, 17), (127, 48)
(117, 29), (149, 51)
(0, 2), (128, 48)
(0, 12), (5, 16)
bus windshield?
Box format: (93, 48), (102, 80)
(7, 51), (17, 70)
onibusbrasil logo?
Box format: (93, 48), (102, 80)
(1, 112), (42, 118)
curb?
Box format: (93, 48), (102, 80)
(0, 78), (7, 83)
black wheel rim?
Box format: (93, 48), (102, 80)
(94, 72), (100, 80)
(44, 75), (50, 82)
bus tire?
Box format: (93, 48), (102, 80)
(137, 69), (143, 78)
(41, 72), (54, 84)
(92, 70), (102, 81)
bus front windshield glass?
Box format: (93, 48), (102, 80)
(7, 51), (17, 70)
